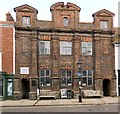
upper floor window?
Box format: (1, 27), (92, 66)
(22, 16), (30, 26)
(63, 17), (69, 27)
(60, 41), (72, 55)
(39, 41), (50, 54)
(39, 69), (51, 86)
(81, 42), (92, 55)
(82, 70), (93, 86)
(100, 21), (108, 29)
(61, 69), (72, 86)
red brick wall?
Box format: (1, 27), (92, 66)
(1, 22), (14, 74)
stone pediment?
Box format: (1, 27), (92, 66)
(92, 9), (115, 17)
(14, 4), (38, 13)
(50, 2), (81, 11)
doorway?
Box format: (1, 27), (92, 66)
(103, 79), (110, 96)
(21, 79), (30, 99)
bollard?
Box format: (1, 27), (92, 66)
(79, 94), (82, 102)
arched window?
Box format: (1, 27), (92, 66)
(63, 17), (69, 27)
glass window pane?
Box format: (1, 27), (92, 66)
(88, 70), (93, 76)
(41, 78), (45, 85)
(46, 70), (50, 76)
(61, 78), (66, 86)
(100, 21), (108, 29)
(88, 77), (92, 85)
(83, 77), (87, 85)
(67, 77), (71, 85)
(81, 42), (86, 47)
(63, 17), (69, 26)
(40, 70), (44, 76)
(46, 77), (50, 85)
(22, 17), (30, 25)
(61, 70), (66, 76)
(83, 70), (87, 76)
(60, 42), (72, 55)
(67, 70), (72, 76)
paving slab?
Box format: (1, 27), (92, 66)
(0, 97), (119, 107)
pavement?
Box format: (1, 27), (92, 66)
(0, 97), (119, 107)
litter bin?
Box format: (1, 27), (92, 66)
(67, 89), (73, 99)
(79, 94), (82, 102)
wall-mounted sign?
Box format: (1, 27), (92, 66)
(20, 67), (29, 74)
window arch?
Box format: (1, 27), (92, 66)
(63, 17), (69, 27)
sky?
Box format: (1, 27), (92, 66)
(0, 0), (119, 27)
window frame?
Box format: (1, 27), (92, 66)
(60, 41), (72, 55)
(82, 70), (93, 86)
(39, 41), (50, 55)
(61, 69), (72, 86)
(81, 42), (92, 55)
(63, 17), (69, 27)
(22, 16), (31, 26)
(39, 69), (51, 86)
(100, 20), (108, 29)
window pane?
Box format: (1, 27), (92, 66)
(88, 70), (93, 76)
(88, 77), (92, 85)
(46, 70), (50, 76)
(61, 78), (66, 86)
(67, 70), (72, 76)
(81, 42), (86, 47)
(22, 17), (30, 26)
(39, 41), (50, 54)
(60, 42), (72, 55)
(83, 77), (87, 85)
(61, 70), (66, 76)
(67, 77), (71, 85)
(41, 78), (45, 86)
(63, 17), (69, 26)
(46, 77), (50, 85)
(40, 70), (44, 76)
(83, 70), (87, 76)
(100, 21), (108, 29)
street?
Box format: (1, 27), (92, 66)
(1, 103), (119, 112)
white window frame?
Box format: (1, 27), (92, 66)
(22, 16), (30, 26)
(82, 70), (93, 86)
(60, 41), (72, 55)
(81, 42), (92, 55)
(100, 21), (108, 29)
(61, 69), (72, 86)
(39, 69), (51, 86)
(39, 41), (50, 54)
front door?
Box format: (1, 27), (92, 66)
(21, 79), (30, 99)
(103, 79), (110, 96)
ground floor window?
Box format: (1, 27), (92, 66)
(39, 70), (51, 86)
(61, 70), (72, 86)
(0, 78), (3, 96)
(82, 70), (93, 86)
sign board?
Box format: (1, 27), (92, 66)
(20, 67), (29, 74)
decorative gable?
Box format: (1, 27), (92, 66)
(93, 9), (115, 30)
(14, 4), (38, 26)
(50, 2), (81, 28)
(14, 4), (38, 14)
(92, 9), (115, 17)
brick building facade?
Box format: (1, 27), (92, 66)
(0, 12), (15, 74)
(14, 2), (116, 99)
